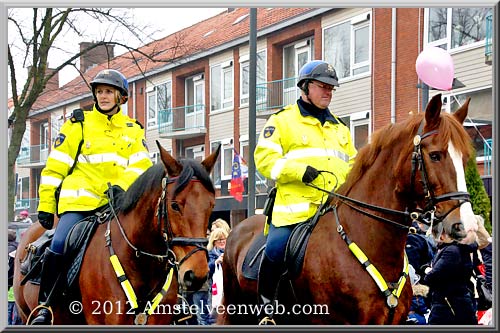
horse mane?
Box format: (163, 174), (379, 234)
(338, 111), (471, 196)
(118, 158), (215, 214)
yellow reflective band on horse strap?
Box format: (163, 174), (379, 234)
(348, 242), (389, 291)
(110, 254), (139, 309)
(394, 254), (409, 297)
(147, 267), (174, 315)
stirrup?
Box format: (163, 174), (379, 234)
(258, 316), (276, 325)
(26, 304), (54, 325)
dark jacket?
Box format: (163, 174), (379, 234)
(423, 241), (477, 325)
(406, 231), (436, 278)
(208, 247), (224, 280)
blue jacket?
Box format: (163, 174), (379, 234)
(423, 241), (477, 325)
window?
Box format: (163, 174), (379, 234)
(16, 176), (30, 205)
(211, 61), (233, 112)
(425, 8), (490, 50)
(324, 12), (371, 80)
(40, 122), (49, 151)
(240, 50), (267, 105)
(147, 82), (172, 128)
(442, 88), (492, 159)
(51, 114), (64, 143)
(185, 145), (205, 162)
(210, 139), (234, 186)
(283, 39), (313, 87)
(340, 111), (370, 150)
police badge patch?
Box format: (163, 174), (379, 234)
(54, 133), (66, 148)
(263, 126), (275, 138)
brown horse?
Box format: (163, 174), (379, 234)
(218, 93), (477, 325)
(14, 141), (220, 325)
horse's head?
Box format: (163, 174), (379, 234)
(156, 141), (220, 291)
(402, 94), (477, 244)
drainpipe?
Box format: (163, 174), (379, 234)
(132, 81), (136, 119)
(391, 8), (397, 123)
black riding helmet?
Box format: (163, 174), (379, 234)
(297, 60), (339, 92)
(90, 69), (129, 105)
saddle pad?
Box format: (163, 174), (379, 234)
(241, 232), (267, 280)
(66, 217), (101, 289)
(285, 220), (315, 278)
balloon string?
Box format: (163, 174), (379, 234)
(451, 95), (492, 150)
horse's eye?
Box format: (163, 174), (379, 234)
(171, 202), (181, 212)
(429, 152), (441, 162)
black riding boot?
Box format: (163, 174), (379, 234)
(30, 248), (64, 325)
(257, 253), (283, 325)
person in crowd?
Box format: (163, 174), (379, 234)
(8, 229), (22, 325)
(31, 69), (153, 325)
(405, 221), (436, 325)
(211, 218), (231, 235)
(254, 59), (357, 323)
(423, 222), (478, 325)
(208, 227), (229, 322)
(15, 210), (33, 224)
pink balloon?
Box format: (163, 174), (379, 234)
(415, 46), (455, 90)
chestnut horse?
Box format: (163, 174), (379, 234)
(218, 94), (477, 325)
(14, 141), (220, 325)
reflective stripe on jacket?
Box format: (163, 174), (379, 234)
(38, 107), (153, 215)
(254, 102), (357, 226)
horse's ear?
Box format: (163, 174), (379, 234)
(424, 93), (443, 130)
(201, 144), (221, 173)
(453, 97), (470, 125)
(156, 140), (183, 177)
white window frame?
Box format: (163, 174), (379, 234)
(323, 11), (372, 81)
(210, 61), (234, 113)
(424, 7), (490, 52)
(147, 81), (172, 129)
(239, 49), (267, 106)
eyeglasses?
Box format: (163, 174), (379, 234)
(215, 238), (227, 243)
(310, 81), (336, 92)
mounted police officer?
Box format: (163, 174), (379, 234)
(254, 60), (357, 324)
(31, 69), (153, 325)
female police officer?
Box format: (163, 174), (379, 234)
(31, 69), (153, 325)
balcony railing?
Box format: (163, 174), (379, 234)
(256, 77), (300, 116)
(158, 104), (206, 139)
(485, 14), (493, 65)
(484, 138), (492, 175)
(16, 144), (49, 167)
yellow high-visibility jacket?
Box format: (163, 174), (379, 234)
(254, 102), (357, 227)
(38, 107), (153, 215)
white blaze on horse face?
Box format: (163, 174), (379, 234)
(448, 141), (477, 232)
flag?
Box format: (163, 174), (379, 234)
(230, 152), (244, 202)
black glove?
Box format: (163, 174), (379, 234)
(302, 166), (319, 183)
(105, 185), (125, 206)
(38, 211), (54, 230)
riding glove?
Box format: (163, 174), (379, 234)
(302, 166), (320, 183)
(38, 211), (55, 230)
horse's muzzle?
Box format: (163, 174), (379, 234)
(182, 270), (208, 291)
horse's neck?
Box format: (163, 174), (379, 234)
(339, 152), (410, 269)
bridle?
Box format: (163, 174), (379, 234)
(155, 175), (210, 267)
(308, 118), (471, 230)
